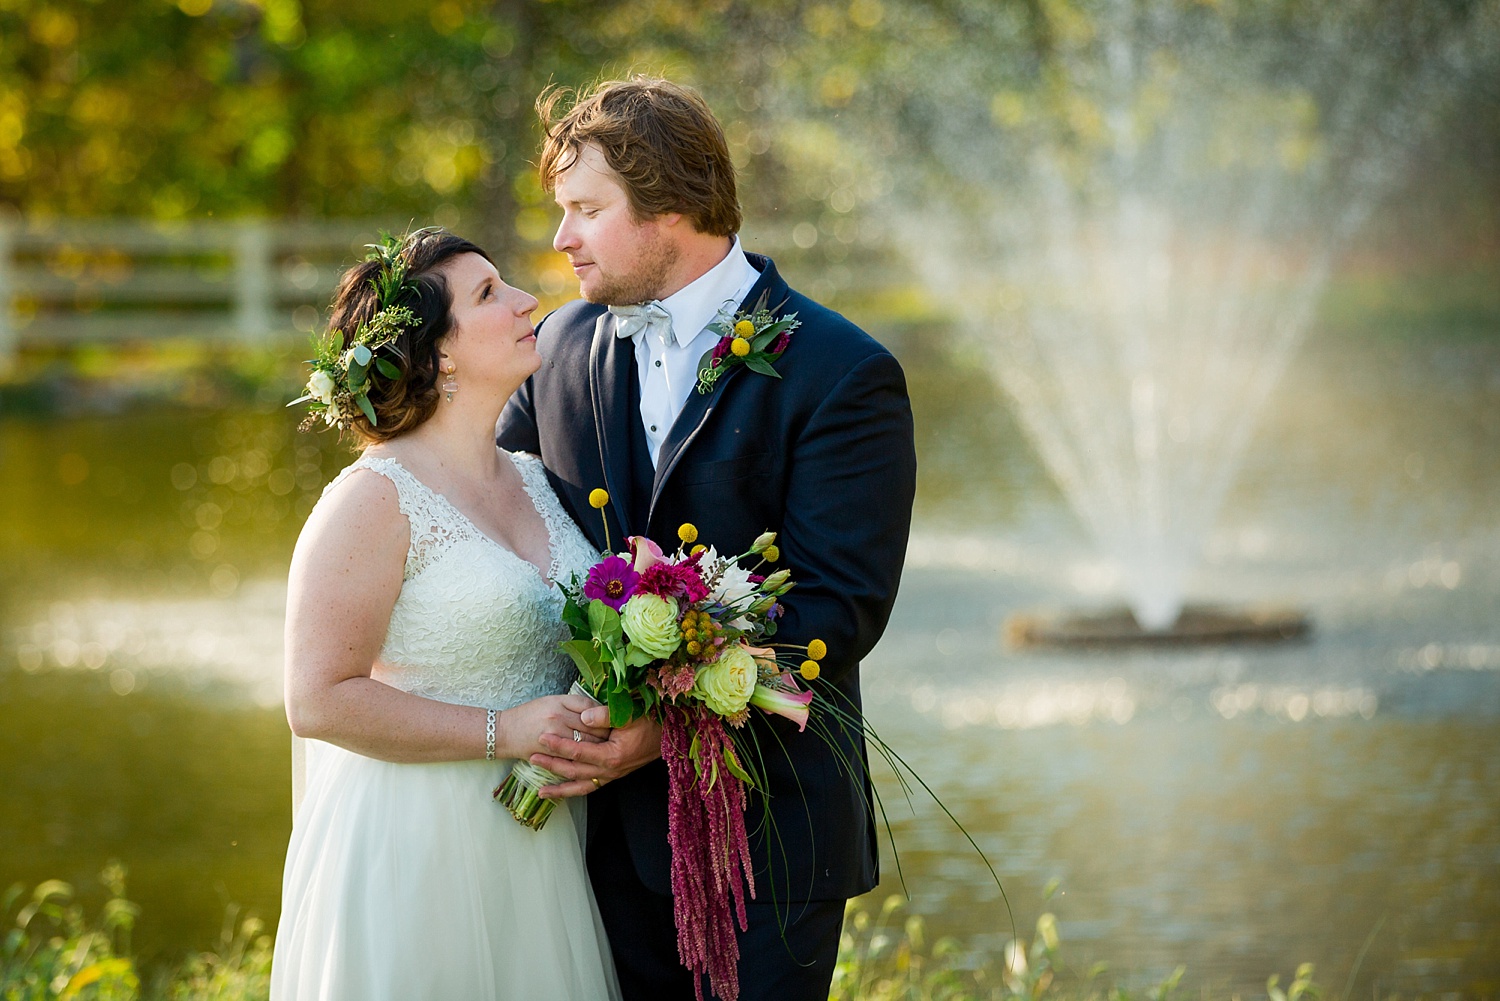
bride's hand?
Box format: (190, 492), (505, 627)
(498, 693), (610, 758)
(529, 712), (663, 800)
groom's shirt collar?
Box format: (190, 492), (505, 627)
(655, 235), (759, 348)
(617, 235), (758, 468)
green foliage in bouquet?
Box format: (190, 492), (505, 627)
(558, 591), (663, 729)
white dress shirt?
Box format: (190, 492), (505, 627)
(620, 236), (759, 467)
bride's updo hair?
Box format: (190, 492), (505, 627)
(324, 228), (490, 446)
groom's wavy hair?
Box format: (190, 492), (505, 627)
(324, 227), (491, 447)
(537, 76), (741, 237)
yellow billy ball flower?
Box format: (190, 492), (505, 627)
(799, 660), (821, 681)
(807, 638), (827, 661)
(588, 488), (610, 509)
(691, 544), (707, 557)
(734, 319), (756, 338)
(686, 640), (703, 656)
(762, 544), (780, 563)
(678, 523), (699, 544)
(730, 337), (751, 357)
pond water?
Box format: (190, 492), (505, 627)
(1, 314), (1497, 994)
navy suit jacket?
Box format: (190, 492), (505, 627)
(497, 253), (916, 903)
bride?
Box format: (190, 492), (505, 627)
(270, 229), (621, 1000)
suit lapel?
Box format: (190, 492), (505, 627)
(649, 255), (788, 522)
(589, 311), (637, 538)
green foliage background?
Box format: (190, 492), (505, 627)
(1, 0), (1496, 280)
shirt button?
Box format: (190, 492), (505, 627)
(650, 425), (657, 432)
(655, 360), (662, 367)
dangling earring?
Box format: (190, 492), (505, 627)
(442, 363), (458, 402)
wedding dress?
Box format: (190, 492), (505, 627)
(270, 450), (619, 1001)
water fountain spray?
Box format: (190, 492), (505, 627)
(862, 0), (1496, 637)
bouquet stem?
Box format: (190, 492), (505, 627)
(492, 682), (601, 831)
(494, 760), (566, 830)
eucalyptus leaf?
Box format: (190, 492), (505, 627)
(353, 344), (372, 366)
(354, 392), (377, 426)
(375, 357), (401, 380)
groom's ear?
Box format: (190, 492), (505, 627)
(656, 211), (685, 230)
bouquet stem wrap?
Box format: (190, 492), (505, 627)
(493, 682), (596, 830)
(663, 705), (755, 1001)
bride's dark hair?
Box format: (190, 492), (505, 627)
(325, 227), (490, 446)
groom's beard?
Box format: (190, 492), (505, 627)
(581, 227), (680, 306)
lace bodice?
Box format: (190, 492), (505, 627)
(319, 450), (600, 710)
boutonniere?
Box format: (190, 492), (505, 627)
(694, 291), (800, 395)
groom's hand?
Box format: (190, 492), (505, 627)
(532, 712), (663, 799)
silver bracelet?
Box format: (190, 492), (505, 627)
(485, 709), (497, 761)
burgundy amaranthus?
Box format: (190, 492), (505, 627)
(663, 706), (755, 1001)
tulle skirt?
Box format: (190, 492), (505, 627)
(270, 740), (619, 1001)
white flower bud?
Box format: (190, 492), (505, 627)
(760, 569), (791, 592)
(309, 370), (337, 404)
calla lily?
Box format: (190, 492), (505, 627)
(628, 535), (666, 573)
(750, 678), (814, 731)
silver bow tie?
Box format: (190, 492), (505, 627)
(609, 301), (673, 342)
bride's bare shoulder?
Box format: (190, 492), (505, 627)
(291, 460), (408, 574)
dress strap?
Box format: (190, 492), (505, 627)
(322, 455), (479, 580)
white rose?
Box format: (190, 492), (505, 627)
(692, 643), (757, 716)
(619, 593), (681, 660)
(309, 370), (337, 404)
(322, 400), (343, 426)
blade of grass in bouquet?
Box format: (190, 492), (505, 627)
(726, 725), (769, 792)
(800, 700), (912, 912)
(733, 724), (797, 936)
(811, 681), (1017, 946)
(744, 716), (827, 934)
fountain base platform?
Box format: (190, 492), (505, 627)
(1005, 604), (1311, 649)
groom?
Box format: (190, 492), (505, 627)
(497, 77), (917, 1000)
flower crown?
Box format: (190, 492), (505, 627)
(289, 231), (424, 432)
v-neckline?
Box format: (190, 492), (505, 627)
(376, 451), (559, 590)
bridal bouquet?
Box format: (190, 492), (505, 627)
(494, 501), (825, 1001)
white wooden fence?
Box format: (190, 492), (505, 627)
(0, 216), (912, 370)
(0, 218), (391, 367)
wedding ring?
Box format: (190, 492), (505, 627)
(572, 729), (582, 743)
(590, 777), (601, 789)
